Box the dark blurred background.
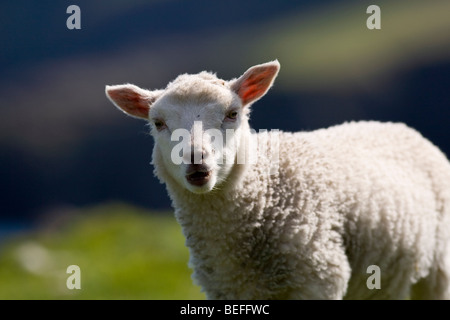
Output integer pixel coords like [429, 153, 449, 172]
[1, 0, 449, 234]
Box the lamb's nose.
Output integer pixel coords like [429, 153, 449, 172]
[190, 148, 208, 164]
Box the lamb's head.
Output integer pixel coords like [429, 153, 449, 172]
[106, 60, 280, 194]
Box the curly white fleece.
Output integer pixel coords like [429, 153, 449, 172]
[106, 63, 450, 299]
[153, 120, 450, 299]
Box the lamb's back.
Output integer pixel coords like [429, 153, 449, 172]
[273, 121, 450, 298]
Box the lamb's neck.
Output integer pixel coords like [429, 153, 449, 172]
[170, 147, 256, 228]
[168, 171, 249, 225]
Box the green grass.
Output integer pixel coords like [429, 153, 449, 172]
[0, 204, 205, 300]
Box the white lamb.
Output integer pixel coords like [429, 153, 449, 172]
[105, 60, 450, 299]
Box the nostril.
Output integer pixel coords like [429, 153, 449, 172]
[190, 149, 208, 164]
[202, 148, 211, 161]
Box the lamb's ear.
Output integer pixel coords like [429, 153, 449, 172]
[105, 84, 162, 120]
[230, 60, 280, 107]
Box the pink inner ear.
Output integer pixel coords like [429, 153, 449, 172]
[108, 88, 150, 119]
[235, 66, 278, 106]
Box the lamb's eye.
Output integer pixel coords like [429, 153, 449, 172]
[225, 110, 238, 121]
[153, 119, 166, 131]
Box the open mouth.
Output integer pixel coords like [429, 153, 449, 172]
[186, 165, 212, 186]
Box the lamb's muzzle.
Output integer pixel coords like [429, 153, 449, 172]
[186, 164, 211, 186]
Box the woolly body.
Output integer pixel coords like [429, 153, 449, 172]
[154, 121, 450, 299]
[106, 61, 450, 299]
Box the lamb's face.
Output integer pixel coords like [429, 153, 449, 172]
[105, 60, 280, 194]
[148, 76, 246, 193]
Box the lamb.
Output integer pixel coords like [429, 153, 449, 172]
[105, 60, 450, 299]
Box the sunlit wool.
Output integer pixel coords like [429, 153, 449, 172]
[106, 61, 450, 299]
